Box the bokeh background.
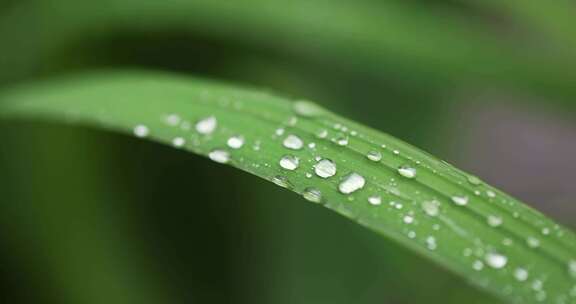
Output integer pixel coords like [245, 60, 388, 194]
[1, 1, 575, 303]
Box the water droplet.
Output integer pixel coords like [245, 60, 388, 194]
[335, 136, 349, 146]
[452, 195, 469, 206]
[398, 165, 417, 178]
[422, 200, 440, 217]
[467, 175, 482, 185]
[486, 190, 496, 198]
[279, 155, 300, 171]
[196, 116, 217, 135]
[541, 227, 550, 235]
[527, 237, 540, 248]
[403, 215, 414, 224]
[209, 149, 230, 163]
[514, 268, 529, 281]
[316, 129, 328, 138]
[338, 173, 366, 194]
[487, 215, 503, 227]
[368, 195, 381, 206]
[485, 252, 507, 269]
[133, 124, 149, 138]
[407, 231, 416, 239]
[426, 236, 437, 250]
[366, 151, 382, 162]
[314, 159, 337, 178]
[227, 135, 245, 149]
[283, 134, 304, 150]
[165, 114, 181, 126]
[287, 116, 298, 126]
[275, 128, 285, 136]
[473, 260, 484, 271]
[293, 100, 324, 117]
[272, 175, 291, 188]
[569, 260, 576, 277]
[308, 142, 316, 149]
[302, 187, 322, 203]
[172, 137, 185, 147]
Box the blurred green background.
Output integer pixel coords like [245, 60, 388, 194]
[1, 0, 575, 303]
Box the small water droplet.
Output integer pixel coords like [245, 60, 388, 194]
[314, 159, 337, 178]
[338, 173, 365, 194]
[316, 129, 328, 139]
[196, 116, 217, 135]
[279, 155, 300, 171]
[335, 136, 349, 146]
[468, 175, 482, 185]
[275, 128, 285, 136]
[473, 260, 484, 271]
[283, 134, 304, 150]
[272, 175, 291, 188]
[426, 236, 437, 250]
[172, 137, 185, 147]
[133, 124, 149, 138]
[165, 114, 181, 126]
[541, 227, 550, 235]
[569, 260, 576, 277]
[514, 268, 529, 281]
[407, 231, 416, 239]
[486, 190, 496, 198]
[366, 151, 382, 162]
[293, 100, 324, 117]
[527, 237, 540, 248]
[485, 252, 507, 269]
[302, 187, 322, 203]
[487, 215, 503, 227]
[308, 142, 316, 149]
[227, 135, 245, 149]
[403, 215, 414, 224]
[398, 165, 417, 178]
[287, 116, 298, 126]
[452, 195, 469, 206]
[368, 195, 382, 206]
[209, 149, 230, 163]
[422, 200, 440, 217]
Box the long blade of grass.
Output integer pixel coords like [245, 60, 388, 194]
[0, 71, 575, 303]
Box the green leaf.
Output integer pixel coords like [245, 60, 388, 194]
[1, 71, 575, 303]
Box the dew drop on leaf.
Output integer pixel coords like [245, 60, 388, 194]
[514, 268, 529, 281]
[485, 252, 508, 269]
[283, 134, 304, 150]
[368, 195, 382, 206]
[165, 113, 181, 126]
[196, 116, 217, 135]
[366, 151, 382, 162]
[569, 260, 576, 277]
[209, 149, 230, 163]
[133, 124, 149, 138]
[487, 215, 503, 227]
[426, 236, 437, 250]
[172, 137, 185, 147]
[227, 135, 245, 149]
[314, 159, 337, 178]
[473, 260, 484, 271]
[452, 195, 469, 206]
[272, 175, 291, 188]
[422, 200, 440, 217]
[526, 236, 540, 248]
[403, 215, 414, 224]
[335, 136, 349, 146]
[293, 100, 324, 117]
[316, 129, 328, 139]
[302, 187, 323, 203]
[338, 173, 366, 194]
[398, 165, 417, 178]
[279, 155, 300, 171]
[467, 175, 482, 185]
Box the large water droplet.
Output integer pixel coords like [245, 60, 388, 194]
[133, 124, 149, 138]
[452, 195, 469, 206]
[209, 149, 230, 163]
[293, 100, 324, 117]
[195, 116, 217, 135]
[227, 135, 245, 149]
[338, 173, 366, 194]
[398, 165, 417, 178]
[485, 252, 507, 269]
[514, 268, 529, 281]
[314, 159, 337, 178]
[366, 151, 382, 162]
[283, 134, 304, 150]
[279, 155, 300, 171]
[302, 188, 322, 203]
[368, 195, 382, 206]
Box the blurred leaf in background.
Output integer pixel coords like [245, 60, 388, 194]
[1, 0, 575, 303]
